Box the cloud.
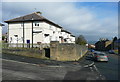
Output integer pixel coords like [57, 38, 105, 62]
[2, 2, 118, 41]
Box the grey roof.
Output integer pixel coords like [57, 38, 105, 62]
[4, 12, 62, 28]
[61, 29, 71, 34]
[5, 12, 76, 37]
[0, 23, 4, 26]
[71, 35, 75, 37]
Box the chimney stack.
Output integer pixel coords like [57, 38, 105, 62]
[36, 11, 42, 15]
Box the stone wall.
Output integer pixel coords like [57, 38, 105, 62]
[50, 41, 88, 61]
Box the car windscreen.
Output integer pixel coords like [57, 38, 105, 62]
[98, 53, 106, 56]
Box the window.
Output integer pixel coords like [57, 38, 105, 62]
[53, 31, 55, 34]
[64, 39, 67, 42]
[10, 37, 12, 41]
[44, 34, 49, 37]
[14, 35, 18, 37]
[34, 22, 39, 26]
[49, 25, 52, 29]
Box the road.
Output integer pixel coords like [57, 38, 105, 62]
[2, 53, 104, 80]
[94, 52, 119, 80]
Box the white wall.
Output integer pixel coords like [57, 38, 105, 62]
[70, 36, 75, 43]
[34, 22, 62, 43]
[8, 21, 74, 44]
[9, 22, 23, 43]
[0, 26, 2, 41]
[24, 22, 32, 43]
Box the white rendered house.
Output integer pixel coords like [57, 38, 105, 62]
[5, 12, 75, 45]
[0, 23, 4, 41]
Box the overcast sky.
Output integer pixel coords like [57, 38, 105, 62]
[1, 2, 118, 41]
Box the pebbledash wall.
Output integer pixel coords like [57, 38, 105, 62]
[50, 41, 88, 61]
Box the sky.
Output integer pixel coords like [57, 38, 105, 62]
[1, 2, 118, 41]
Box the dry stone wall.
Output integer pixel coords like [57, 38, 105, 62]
[50, 41, 88, 61]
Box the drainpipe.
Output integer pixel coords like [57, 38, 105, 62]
[23, 17, 24, 48]
[6, 23, 9, 47]
[32, 17, 33, 48]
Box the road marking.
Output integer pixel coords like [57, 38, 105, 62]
[2, 59, 39, 66]
[2, 59, 64, 68]
[83, 62, 95, 67]
[90, 67, 93, 72]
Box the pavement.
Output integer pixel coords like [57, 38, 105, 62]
[2, 52, 105, 80]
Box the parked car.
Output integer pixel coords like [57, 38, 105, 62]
[94, 52, 108, 62]
[93, 51, 101, 56]
[108, 50, 115, 54]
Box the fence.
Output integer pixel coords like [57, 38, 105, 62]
[2, 43, 50, 49]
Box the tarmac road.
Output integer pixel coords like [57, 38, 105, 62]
[2, 53, 105, 80]
[94, 52, 119, 80]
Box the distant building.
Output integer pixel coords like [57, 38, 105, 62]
[113, 39, 120, 50]
[88, 44, 95, 49]
[5, 12, 75, 45]
[95, 40, 112, 51]
[0, 23, 4, 41]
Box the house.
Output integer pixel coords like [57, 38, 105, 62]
[0, 23, 4, 41]
[5, 12, 75, 46]
[95, 39, 112, 51]
[111, 38, 120, 50]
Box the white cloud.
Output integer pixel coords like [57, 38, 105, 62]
[2, 2, 118, 41]
[2, 0, 119, 2]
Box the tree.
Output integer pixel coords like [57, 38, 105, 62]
[113, 36, 117, 42]
[2, 36, 5, 40]
[76, 35, 87, 45]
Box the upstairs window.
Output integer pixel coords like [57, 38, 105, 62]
[34, 22, 39, 26]
[35, 23, 39, 26]
[49, 25, 52, 30]
[53, 31, 55, 34]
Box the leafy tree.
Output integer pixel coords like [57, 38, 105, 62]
[2, 36, 5, 40]
[113, 36, 117, 42]
[76, 35, 87, 45]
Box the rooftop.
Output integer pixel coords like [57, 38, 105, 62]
[4, 12, 62, 28]
[0, 23, 4, 26]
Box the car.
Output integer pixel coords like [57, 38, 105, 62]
[108, 50, 115, 54]
[94, 52, 108, 62]
[93, 51, 101, 56]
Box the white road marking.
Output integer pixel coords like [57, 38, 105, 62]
[2, 59, 64, 68]
[90, 67, 93, 72]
